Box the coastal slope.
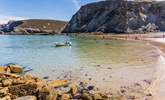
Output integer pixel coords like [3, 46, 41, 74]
[1, 19, 67, 35]
[63, 0, 165, 33]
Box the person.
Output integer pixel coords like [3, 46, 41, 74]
[65, 41, 72, 46]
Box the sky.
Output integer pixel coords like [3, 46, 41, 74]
[0, 0, 163, 24]
[0, 0, 101, 24]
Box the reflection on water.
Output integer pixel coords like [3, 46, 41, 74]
[0, 35, 158, 83]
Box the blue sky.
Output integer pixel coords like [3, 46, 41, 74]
[0, 0, 101, 24]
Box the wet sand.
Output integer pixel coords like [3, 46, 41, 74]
[68, 32, 165, 99]
[144, 38, 165, 100]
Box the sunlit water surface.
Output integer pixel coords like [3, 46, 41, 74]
[0, 35, 159, 91]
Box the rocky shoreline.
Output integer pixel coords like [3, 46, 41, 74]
[0, 63, 154, 100]
[67, 32, 165, 41]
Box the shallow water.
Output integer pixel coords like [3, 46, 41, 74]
[0, 35, 159, 91]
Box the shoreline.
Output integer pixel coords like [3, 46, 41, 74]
[0, 64, 154, 100]
[68, 32, 165, 40]
[69, 32, 165, 100]
[0, 33, 165, 99]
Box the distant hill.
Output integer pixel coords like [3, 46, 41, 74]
[18, 19, 67, 31]
[1, 19, 67, 35]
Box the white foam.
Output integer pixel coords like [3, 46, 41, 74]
[147, 44, 165, 99]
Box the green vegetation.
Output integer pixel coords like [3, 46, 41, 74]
[18, 19, 67, 31]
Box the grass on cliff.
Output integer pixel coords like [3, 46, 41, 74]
[17, 19, 67, 31]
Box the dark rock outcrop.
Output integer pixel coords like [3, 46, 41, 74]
[63, 0, 165, 33]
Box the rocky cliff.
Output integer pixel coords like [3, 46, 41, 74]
[63, 0, 165, 33]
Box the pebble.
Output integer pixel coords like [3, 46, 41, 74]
[43, 76, 49, 79]
[61, 94, 70, 100]
[87, 86, 94, 91]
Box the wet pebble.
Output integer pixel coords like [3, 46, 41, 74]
[107, 67, 112, 69]
[87, 85, 94, 91]
[43, 76, 49, 79]
[146, 93, 152, 96]
[143, 80, 152, 85]
[88, 78, 92, 81]
[96, 65, 101, 67]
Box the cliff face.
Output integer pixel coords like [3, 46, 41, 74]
[63, 0, 165, 33]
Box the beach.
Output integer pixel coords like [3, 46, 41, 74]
[0, 33, 164, 99]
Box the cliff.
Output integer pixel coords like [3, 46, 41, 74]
[63, 0, 165, 33]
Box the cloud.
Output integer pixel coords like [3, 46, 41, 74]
[0, 15, 28, 24]
[71, 0, 81, 10]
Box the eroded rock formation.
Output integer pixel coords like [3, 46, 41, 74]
[63, 0, 165, 33]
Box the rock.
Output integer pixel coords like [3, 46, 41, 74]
[48, 80, 68, 87]
[6, 68, 11, 73]
[80, 93, 93, 100]
[92, 93, 102, 100]
[0, 87, 9, 95]
[107, 67, 112, 69]
[146, 93, 152, 96]
[0, 73, 20, 78]
[63, 0, 165, 33]
[0, 95, 11, 100]
[43, 76, 49, 79]
[70, 82, 78, 95]
[61, 94, 70, 100]
[8, 84, 38, 98]
[2, 79, 13, 87]
[0, 67, 6, 73]
[37, 86, 57, 100]
[14, 96, 37, 100]
[87, 86, 94, 91]
[7, 64, 23, 73]
[12, 79, 25, 85]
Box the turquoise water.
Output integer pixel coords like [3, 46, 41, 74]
[0, 35, 157, 80]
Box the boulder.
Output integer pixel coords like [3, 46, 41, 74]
[70, 82, 78, 95]
[48, 80, 68, 88]
[8, 84, 38, 98]
[7, 64, 23, 74]
[0, 67, 6, 73]
[61, 94, 70, 100]
[37, 86, 57, 100]
[0, 96, 11, 100]
[2, 79, 13, 87]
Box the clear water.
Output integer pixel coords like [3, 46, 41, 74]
[0, 35, 158, 88]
